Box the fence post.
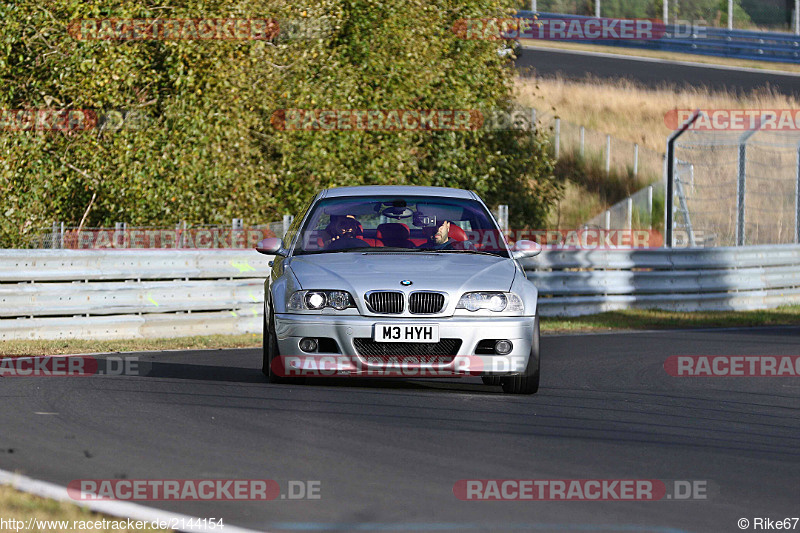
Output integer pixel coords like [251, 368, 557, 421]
[796, 141, 800, 243]
[626, 198, 633, 231]
[497, 204, 509, 231]
[736, 122, 766, 246]
[605, 135, 611, 176]
[554, 118, 561, 160]
[727, 0, 733, 30]
[282, 214, 294, 238]
[666, 110, 702, 248]
[633, 143, 639, 177]
[595, 0, 601, 18]
[604, 210, 610, 231]
[647, 185, 653, 230]
[796, 0, 800, 36]
[579, 126, 585, 157]
[60, 222, 65, 249]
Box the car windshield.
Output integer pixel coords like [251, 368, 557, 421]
[293, 195, 509, 257]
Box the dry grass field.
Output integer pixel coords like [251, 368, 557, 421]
[514, 75, 800, 229]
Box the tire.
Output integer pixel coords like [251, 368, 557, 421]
[501, 316, 540, 395]
[262, 304, 303, 384]
[481, 376, 501, 386]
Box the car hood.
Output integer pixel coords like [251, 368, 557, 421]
[288, 252, 517, 295]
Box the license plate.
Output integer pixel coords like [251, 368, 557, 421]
[374, 324, 440, 343]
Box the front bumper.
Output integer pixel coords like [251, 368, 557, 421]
[273, 313, 536, 377]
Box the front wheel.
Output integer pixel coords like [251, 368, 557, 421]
[262, 305, 303, 384]
[501, 316, 540, 395]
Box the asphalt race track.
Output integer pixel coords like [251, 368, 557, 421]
[516, 46, 800, 96]
[1, 327, 799, 532]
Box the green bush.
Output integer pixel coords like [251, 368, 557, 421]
[0, 0, 559, 247]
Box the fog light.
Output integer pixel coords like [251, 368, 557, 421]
[494, 340, 513, 355]
[299, 338, 318, 353]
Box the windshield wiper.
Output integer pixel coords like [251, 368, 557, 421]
[429, 249, 504, 257]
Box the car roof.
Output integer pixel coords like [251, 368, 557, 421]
[320, 185, 477, 200]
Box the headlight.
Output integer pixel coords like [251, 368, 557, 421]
[457, 292, 524, 314]
[288, 290, 355, 311]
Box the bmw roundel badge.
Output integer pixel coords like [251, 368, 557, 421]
[400, 280, 413, 286]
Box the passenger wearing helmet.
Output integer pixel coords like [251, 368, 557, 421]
[326, 215, 371, 250]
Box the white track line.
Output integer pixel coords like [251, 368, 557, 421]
[0, 469, 263, 533]
[521, 43, 800, 77]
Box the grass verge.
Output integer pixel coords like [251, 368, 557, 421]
[0, 484, 166, 532]
[0, 334, 261, 357]
[541, 305, 800, 333]
[1, 307, 799, 357]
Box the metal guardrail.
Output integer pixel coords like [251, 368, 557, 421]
[0, 250, 271, 341]
[520, 11, 800, 64]
[1, 246, 799, 340]
[526, 244, 800, 316]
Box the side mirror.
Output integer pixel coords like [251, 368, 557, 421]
[256, 237, 285, 256]
[510, 239, 542, 260]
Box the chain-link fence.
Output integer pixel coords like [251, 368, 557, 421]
[671, 128, 800, 247]
[536, 108, 665, 186]
[584, 183, 664, 231]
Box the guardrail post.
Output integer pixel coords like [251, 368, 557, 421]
[605, 135, 611, 176]
[633, 143, 639, 177]
[580, 126, 585, 157]
[554, 118, 561, 160]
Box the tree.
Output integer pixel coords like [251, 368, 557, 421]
[0, 0, 559, 247]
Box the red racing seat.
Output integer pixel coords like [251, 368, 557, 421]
[377, 223, 416, 248]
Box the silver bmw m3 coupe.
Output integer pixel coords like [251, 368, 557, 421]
[256, 185, 542, 394]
